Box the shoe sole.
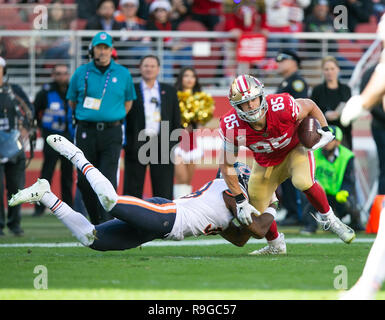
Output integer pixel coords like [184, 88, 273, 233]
[344, 233, 356, 244]
[46, 135, 82, 160]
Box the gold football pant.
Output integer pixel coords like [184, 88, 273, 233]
[248, 144, 315, 213]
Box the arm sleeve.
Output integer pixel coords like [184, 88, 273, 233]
[66, 70, 79, 103]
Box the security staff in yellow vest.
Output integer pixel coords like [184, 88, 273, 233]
[301, 125, 364, 234]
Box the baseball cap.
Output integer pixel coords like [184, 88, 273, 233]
[275, 49, 301, 66]
[91, 31, 113, 48]
[120, 0, 139, 6]
[149, 0, 172, 14]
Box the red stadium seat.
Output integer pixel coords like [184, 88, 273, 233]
[177, 19, 208, 32]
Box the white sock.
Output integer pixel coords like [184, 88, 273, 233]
[41, 192, 96, 247]
[268, 232, 282, 245]
[357, 208, 385, 294]
[320, 207, 334, 220]
[75, 154, 118, 211]
[173, 184, 192, 199]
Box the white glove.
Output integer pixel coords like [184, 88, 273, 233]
[340, 95, 364, 127]
[236, 198, 260, 225]
[311, 128, 335, 151]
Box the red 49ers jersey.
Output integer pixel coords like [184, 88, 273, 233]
[220, 93, 300, 167]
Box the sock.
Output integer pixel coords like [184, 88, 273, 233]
[40, 192, 96, 247]
[77, 160, 118, 212]
[173, 184, 193, 199]
[265, 220, 279, 241]
[303, 182, 330, 214]
[357, 208, 385, 293]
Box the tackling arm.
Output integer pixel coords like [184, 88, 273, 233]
[218, 149, 244, 197]
[220, 191, 276, 246]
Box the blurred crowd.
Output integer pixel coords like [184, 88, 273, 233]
[0, 0, 383, 33]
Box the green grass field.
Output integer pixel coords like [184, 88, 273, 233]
[0, 214, 384, 300]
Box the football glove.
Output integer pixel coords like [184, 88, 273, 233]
[235, 194, 260, 225]
[340, 95, 365, 127]
[336, 190, 349, 203]
[311, 127, 335, 151]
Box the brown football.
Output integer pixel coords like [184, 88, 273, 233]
[297, 116, 321, 148]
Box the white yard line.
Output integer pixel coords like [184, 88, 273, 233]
[0, 237, 375, 248]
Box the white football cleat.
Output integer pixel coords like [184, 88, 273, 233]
[249, 233, 287, 255]
[311, 212, 355, 244]
[46, 134, 83, 163]
[9, 179, 50, 207]
[340, 95, 365, 127]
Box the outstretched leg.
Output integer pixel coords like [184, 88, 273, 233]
[8, 179, 157, 251]
[9, 179, 95, 246]
[46, 134, 118, 212]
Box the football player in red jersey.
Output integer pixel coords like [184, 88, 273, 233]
[219, 74, 356, 254]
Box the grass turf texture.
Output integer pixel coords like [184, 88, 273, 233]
[0, 214, 384, 300]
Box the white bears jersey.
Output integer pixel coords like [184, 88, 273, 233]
[166, 179, 234, 240]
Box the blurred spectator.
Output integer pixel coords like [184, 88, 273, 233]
[146, 0, 191, 79]
[222, 0, 266, 37]
[361, 64, 385, 194]
[311, 56, 352, 149]
[304, 0, 337, 55]
[191, 0, 222, 31]
[42, 0, 72, 59]
[265, 0, 311, 33]
[77, 0, 119, 20]
[170, 0, 191, 27]
[85, 0, 124, 30]
[115, 0, 150, 68]
[264, 0, 311, 51]
[372, 0, 385, 22]
[33, 64, 74, 217]
[115, 0, 146, 29]
[301, 126, 364, 233]
[146, 0, 177, 30]
[330, 0, 373, 32]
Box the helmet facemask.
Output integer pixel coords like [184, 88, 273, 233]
[229, 75, 268, 123]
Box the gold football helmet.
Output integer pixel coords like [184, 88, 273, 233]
[228, 75, 267, 122]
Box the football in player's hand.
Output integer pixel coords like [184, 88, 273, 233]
[297, 117, 321, 148]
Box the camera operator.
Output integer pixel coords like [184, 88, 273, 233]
[0, 56, 34, 236]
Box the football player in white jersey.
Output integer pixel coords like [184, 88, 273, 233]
[340, 14, 385, 300]
[9, 135, 281, 252]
